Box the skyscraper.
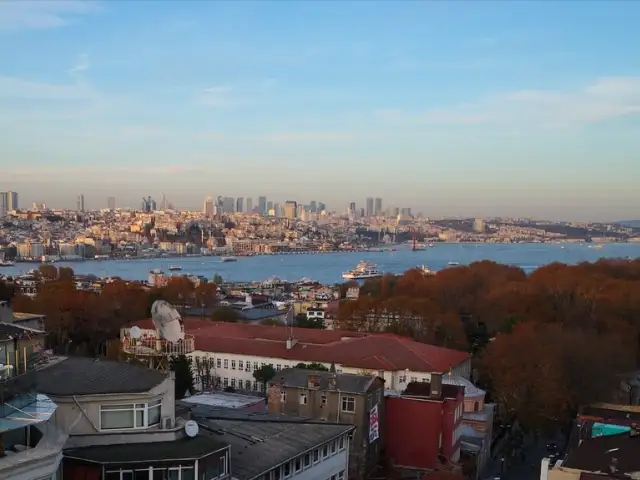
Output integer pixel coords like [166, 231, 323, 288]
[0, 192, 7, 216]
[258, 196, 267, 215]
[246, 197, 253, 213]
[309, 200, 317, 213]
[203, 196, 214, 215]
[365, 197, 374, 217]
[283, 201, 297, 220]
[107, 196, 116, 211]
[223, 197, 234, 213]
[349, 202, 356, 213]
[1, 191, 19, 212]
[77, 194, 85, 212]
[374, 197, 382, 216]
[318, 202, 326, 212]
[236, 197, 244, 213]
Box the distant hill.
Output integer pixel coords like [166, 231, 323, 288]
[616, 220, 640, 228]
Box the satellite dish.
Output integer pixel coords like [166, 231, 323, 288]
[130, 326, 141, 339]
[151, 300, 184, 343]
[184, 420, 199, 438]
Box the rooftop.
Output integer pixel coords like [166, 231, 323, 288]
[443, 375, 485, 397]
[274, 368, 378, 394]
[125, 320, 470, 373]
[36, 356, 168, 396]
[180, 391, 265, 410]
[196, 412, 354, 480]
[403, 381, 465, 400]
[0, 322, 45, 342]
[64, 432, 227, 464]
[562, 431, 640, 474]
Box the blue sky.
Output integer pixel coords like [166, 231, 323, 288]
[1, 0, 639, 220]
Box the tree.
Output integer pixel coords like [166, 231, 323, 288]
[194, 283, 218, 308]
[295, 362, 329, 371]
[170, 355, 195, 399]
[58, 266, 75, 281]
[37, 264, 58, 281]
[260, 318, 283, 326]
[0, 280, 16, 302]
[213, 273, 224, 285]
[253, 364, 276, 392]
[295, 315, 324, 329]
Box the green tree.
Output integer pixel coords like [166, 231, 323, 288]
[295, 315, 324, 329]
[253, 364, 276, 392]
[170, 355, 195, 400]
[213, 273, 224, 285]
[295, 362, 329, 371]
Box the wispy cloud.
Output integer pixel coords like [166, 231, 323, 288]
[8, 165, 209, 179]
[0, 0, 102, 32]
[378, 77, 640, 128]
[255, 131, 354, 143]
[68, 53, 90, 76]
[0, 76, 97, 100]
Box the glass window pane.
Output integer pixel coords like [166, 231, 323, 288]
[152, 468, 167, 480]
[148, 405, 161, 426]
[135, 410, 145, 427]
[105, 473, 121, 480]
[168, 469, 180, 480]
[102, 404, 134, 410]
[102, 409, 134, 429]
[181, 467, 194, 480]
[134, 470, 150, 480]
[122, 472, 134, 480]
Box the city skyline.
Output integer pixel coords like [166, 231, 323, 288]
[2, 1, 640, 221]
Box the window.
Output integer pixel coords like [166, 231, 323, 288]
[216, 358, 221, 368]
[231, 378, 236, 388]
[224, 359, 228, 369]
[338, 471, 345, 480]
[254, 362, 259, 371]
[299, 393, 307, 405]
[294, 457, 301, 473]
[321, 395, 327, 407]
[223, 377, 229, 387]
[231, 360, 236, 370]
[411, 376, 417, 383]
[261, 362, 266, 368]
[280, 392, 287, 403]
[219, 456, 227, 476]
[276, 364, 281, 371]
[303, 452, 311, 468]
[474, 401, 479, 412]
[253, 381, 258, 391]
[331, 475, 337, 480]
[272, 465, 281, 480]
[238, 360, 243, 370]
[313, 448, 320, 463]
[100, 400, 163, 431]
[245, 360, 251, 372]
[339, 435, 345, 450]
[284, 462, 291, 478]
[341, 396, 355, 413]
[331, 439, 337, 454]
[322, 444, 329, 458]
[245, 380, 252, 390]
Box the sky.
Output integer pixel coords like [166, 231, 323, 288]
[1, 0, 640, 221]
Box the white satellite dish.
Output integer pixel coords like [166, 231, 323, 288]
[130, 326, 141, 339]
[184, 420, 199, 438]
[151, 300, 184, 343]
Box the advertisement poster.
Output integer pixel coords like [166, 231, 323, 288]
[369, 404, 379, 443]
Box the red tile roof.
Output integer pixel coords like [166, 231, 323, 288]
[125, 318, 470, 373]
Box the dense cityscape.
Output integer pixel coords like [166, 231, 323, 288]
[2, 189, 639, 265]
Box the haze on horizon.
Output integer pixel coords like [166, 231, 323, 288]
[1, 0, 639, 222]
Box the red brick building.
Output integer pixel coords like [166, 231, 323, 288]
[385, 374, 465, 473]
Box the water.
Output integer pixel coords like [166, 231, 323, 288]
[2, 243, 639, 284]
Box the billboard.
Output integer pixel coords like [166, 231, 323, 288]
[369, 404, 380, 443]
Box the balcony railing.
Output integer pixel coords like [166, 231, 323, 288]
[122, 334, 195, 357]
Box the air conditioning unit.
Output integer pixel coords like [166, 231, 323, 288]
[162, 416, 173, 429]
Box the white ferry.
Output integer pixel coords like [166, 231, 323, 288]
[168, 265, 182, 271]
[0, 261, 14, 267]
[342, 261, 383, 280]
[447, 261, 460, 266]
[417, 265, 436, 275]
[221, 256, 238, 262]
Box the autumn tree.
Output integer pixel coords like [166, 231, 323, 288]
[58, 266, 75, 281]
[194, 282, 218, 308]
[37, 264, 58, 281]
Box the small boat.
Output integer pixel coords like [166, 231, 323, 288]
[447, 261, 460, 266]
[0, 261, 14, 267]
[168, 265, 182, 271]
[221, 256, 238, 262]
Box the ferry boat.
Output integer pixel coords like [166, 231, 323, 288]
[221, 256, 238, 262]
[447, 261, 460, 266]
[342, 261, 383, 280]
[168, 265, 182, 271]
[417, 265, 436, 275]
[0, 260, 14, 267]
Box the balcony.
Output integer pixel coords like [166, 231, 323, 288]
[122, 334, 195, 357]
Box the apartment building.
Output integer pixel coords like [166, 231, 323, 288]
[267, 369, 385, 479]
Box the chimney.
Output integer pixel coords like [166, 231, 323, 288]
[286, 337, 298, 350]
[308, 375, 319, 389]
[430, 372, 443, 400]
[328, 374, 337, 390]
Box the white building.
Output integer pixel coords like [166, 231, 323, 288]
[121, 321, 471, 393]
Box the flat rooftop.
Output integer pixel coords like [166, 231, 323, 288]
[181, 391, 264, 409]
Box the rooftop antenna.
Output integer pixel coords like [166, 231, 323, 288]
[184, 420, 199, 438]
[121, 300, 193, 371]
